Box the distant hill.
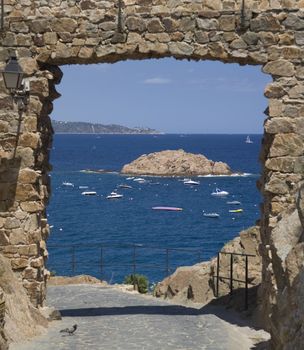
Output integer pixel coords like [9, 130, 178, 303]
[52, 120, 161, 134]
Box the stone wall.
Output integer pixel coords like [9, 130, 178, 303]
[0, 0, 304, 348]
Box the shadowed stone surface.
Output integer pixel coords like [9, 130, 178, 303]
[10, 284, 266, 350]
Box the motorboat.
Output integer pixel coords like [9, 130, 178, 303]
[133, 177, 145, 182]
[203, 212, 220, 218]
[152, 206, 183, 211]
[118, 184, 132, 189]
[106, 192, 123, 199]
[62, 182, 74, 187]
[211, 188, 229, 196]
[126, 177, 134, 180]
[245, 135, 253, 144]
[227, 200, 241, 205]
[229, 209, 243, 213]
[183, 179, 200, 185]
[81, 191, 97, 196]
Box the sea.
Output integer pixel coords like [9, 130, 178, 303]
[47, 134, 262, 286]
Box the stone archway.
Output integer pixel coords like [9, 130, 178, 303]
[0, 1, 304, 348]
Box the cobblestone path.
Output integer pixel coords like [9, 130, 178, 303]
[11, 284, 259, 350]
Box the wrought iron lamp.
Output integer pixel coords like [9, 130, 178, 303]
[1, 54, 29, 112]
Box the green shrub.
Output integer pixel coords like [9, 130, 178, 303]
[124, 274, 148, 294]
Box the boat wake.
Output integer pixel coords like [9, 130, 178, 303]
[198, 173, 256, 178]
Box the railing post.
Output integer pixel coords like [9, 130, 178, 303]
[132, 245, 136, 290]
[71, 246, 75, 275]
[166, 248, 169, 276]
[245, 255, 248, 310]
[230, 253, 233, 295]
[216, 252, 220, 297]
[100, 246, 103, 280]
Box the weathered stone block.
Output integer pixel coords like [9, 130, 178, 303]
[194, 31, 209, 44]
[147, 18, 165, 33]
[0, 231, 10, 245]
[19, 133, 40, 149]
[264, 83, 286, 98]
[18, 244, 38, 257]
[11, 258, 28, 270]
[230, 38, 247, 49]
[52, 18, 78, 33]
[4, 218, 20, 230]
[270, 134, 304, 157]
[283, 14, 304, 30]
[23, 267, 38, 280]
[30, 20, 50, 33]
[9, 229, 27, 245]
[16, 184, 40, 202]
[264, 117, 295, 134]
[265, 156, 302, 173]
[168, 42, 194, 56]
[125, 16, 146, 32]
[18, 169, 39, 184]
[263, 60, 295, 77]
[30, 257, 44, 268]
[161, 18, 177, 32]
[251, 14, 281, 32]
[43, 32, 58, 45]
[219, 15, 236, 31]
[20, 201, 43, 213]
[78, 47, 94, 59]
[196, 18, 218, 30]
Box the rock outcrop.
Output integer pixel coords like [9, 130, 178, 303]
[121, 150, 232, 176]
[49, 275, 107, 286]
[0, 254, 47, 346]
[155, 226, 261, 307]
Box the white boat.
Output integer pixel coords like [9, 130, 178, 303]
[133, 177, 145, 181]
[184, 179, 200, 185]
[152, 206, 183, 211]
[126, 177, 134, 180]
[106, 192, 123, 199]
[203, 212, 220, 218]
[227, 200, 241, 205]
[62, 182, 74, 187]
[245, 135, 253, 144]
[211, 188, 229, 196]
[81, 191, 97, 196]
[118, 184, 132, 189]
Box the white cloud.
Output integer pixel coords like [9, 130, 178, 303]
[143, 77, 172, 85]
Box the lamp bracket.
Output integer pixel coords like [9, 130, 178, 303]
[10, 82, 30, 112]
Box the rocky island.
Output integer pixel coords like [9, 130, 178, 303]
[121, 149, 233, 176]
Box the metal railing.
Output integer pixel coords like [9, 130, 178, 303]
[47, 243, 202, 286]
[215, 251, 256, 310]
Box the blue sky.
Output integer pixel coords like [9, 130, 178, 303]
[53, 58, 271, 134]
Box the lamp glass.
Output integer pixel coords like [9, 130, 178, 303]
[2, 57, 24, 90]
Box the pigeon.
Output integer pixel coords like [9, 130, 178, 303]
[60, 324, 78, 335]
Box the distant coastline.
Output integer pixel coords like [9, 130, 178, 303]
[52, 120, 161, 134]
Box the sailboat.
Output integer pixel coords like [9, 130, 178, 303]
[245, 135, 253, 144]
